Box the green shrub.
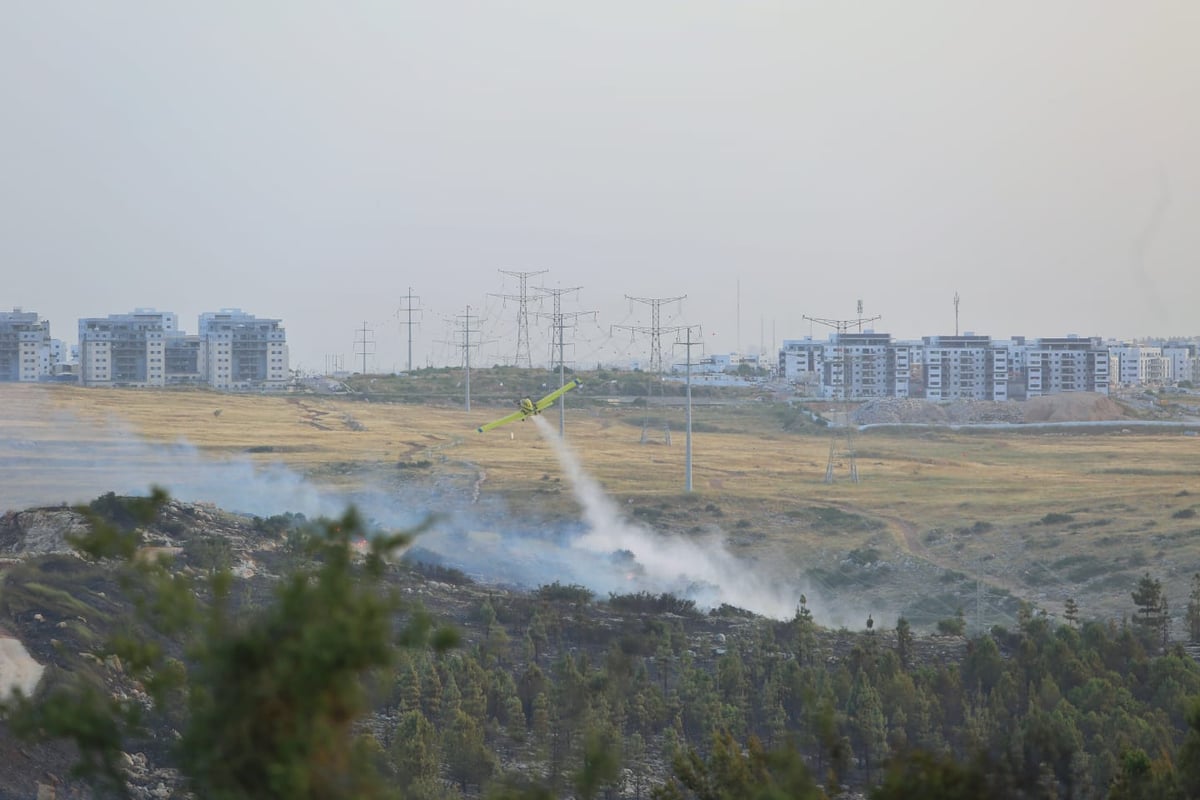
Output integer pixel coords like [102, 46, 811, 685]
[607, 591, 699, 617]
[534, 582, 593, 605]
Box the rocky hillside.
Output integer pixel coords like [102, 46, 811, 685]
[0, 496, 971, 799]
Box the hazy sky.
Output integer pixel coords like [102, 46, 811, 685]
[3, 2, 1198, 372]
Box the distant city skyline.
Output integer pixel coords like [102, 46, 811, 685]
[3, 3, 1197, 372]
[9, 300, 1199, 378]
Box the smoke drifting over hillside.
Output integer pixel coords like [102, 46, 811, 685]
[0, 403, 429, 527]
[2, 402, 827, 622]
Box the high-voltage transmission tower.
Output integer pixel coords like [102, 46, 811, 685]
[954, 291, 961, 336]
[614, 295, 687, 445]
[533, 285, 593, 436]
[803, 310, 881, 484]
[397, 287, 422, 373]
[354, 321, 375, 375]
[491, 269, 546, 368]
[437, 306, 490, 412]
[614, 294, 687, 375]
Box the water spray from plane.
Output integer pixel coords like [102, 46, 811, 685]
[530, 415, 806, 619]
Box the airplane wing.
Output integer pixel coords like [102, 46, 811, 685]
[476, 409, 527, 433]
[534, 379, 582, 412]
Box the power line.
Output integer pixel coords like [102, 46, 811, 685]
[492, 269, 547, 368]
[397, 288, 422, 373]
[533, 285, 593, 436]
[354, 321, 375, 375]
[437, 305, 491, 412]
[613, 294, 687, 375]
[615, 295, 688, 445]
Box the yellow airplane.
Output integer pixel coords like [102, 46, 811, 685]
[476, 379, 582, 433]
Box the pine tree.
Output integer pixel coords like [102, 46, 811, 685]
[1187, 573, 1200, 643]
[1064, 597, 1079, 627]
[1131, 572, 1169, 651]
[391, 709, 440, 792]
[3, 492, 459, 800]
[443, 708, 497, 792]
[895, 617, 913, 670]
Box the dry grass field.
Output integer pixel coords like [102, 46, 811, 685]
[3, 382, 1199, 630]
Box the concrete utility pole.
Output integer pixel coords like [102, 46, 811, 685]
[533, 285, 593, 436]
[354, 322, 375, 375]
[491, 269, 546, 368]
[674, 325, 704, 492]
[397, 288, 422, 373]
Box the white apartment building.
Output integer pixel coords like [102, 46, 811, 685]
[164, 334, 203, 385]
[669, 352, 762, 374]
[778, 333, 908, 399]
[78, 308, 287, 390]
[779, 338, 823, 381]
[198, 309, 289, 390]
[0, 309, 51, 382]
[1024, 337, 1110, 397]
[78, 309, 173, 387]
[1162, 344, 1196, 385]
[1109, 345, 1172, 387]
[922, 335, 1009, 401]
[835, 333, 909, 399]
[779, 332, 1121, 400]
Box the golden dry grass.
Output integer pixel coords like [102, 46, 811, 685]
[4, 383, 1199, 623]
[5, 383, 1198, 528]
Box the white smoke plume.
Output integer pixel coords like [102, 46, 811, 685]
[531, 415, 806, 619]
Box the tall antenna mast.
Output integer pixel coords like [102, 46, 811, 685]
[397, 287, 422, 373]
[354, 322, 375, 375]
[492, 269, 547, 368]
[954, 291, 961, 336]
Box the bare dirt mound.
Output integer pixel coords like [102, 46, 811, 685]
[1022, 392, 1130, 423]
[853, 398, 1024, 425]
[853, 392, 1131, 425]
